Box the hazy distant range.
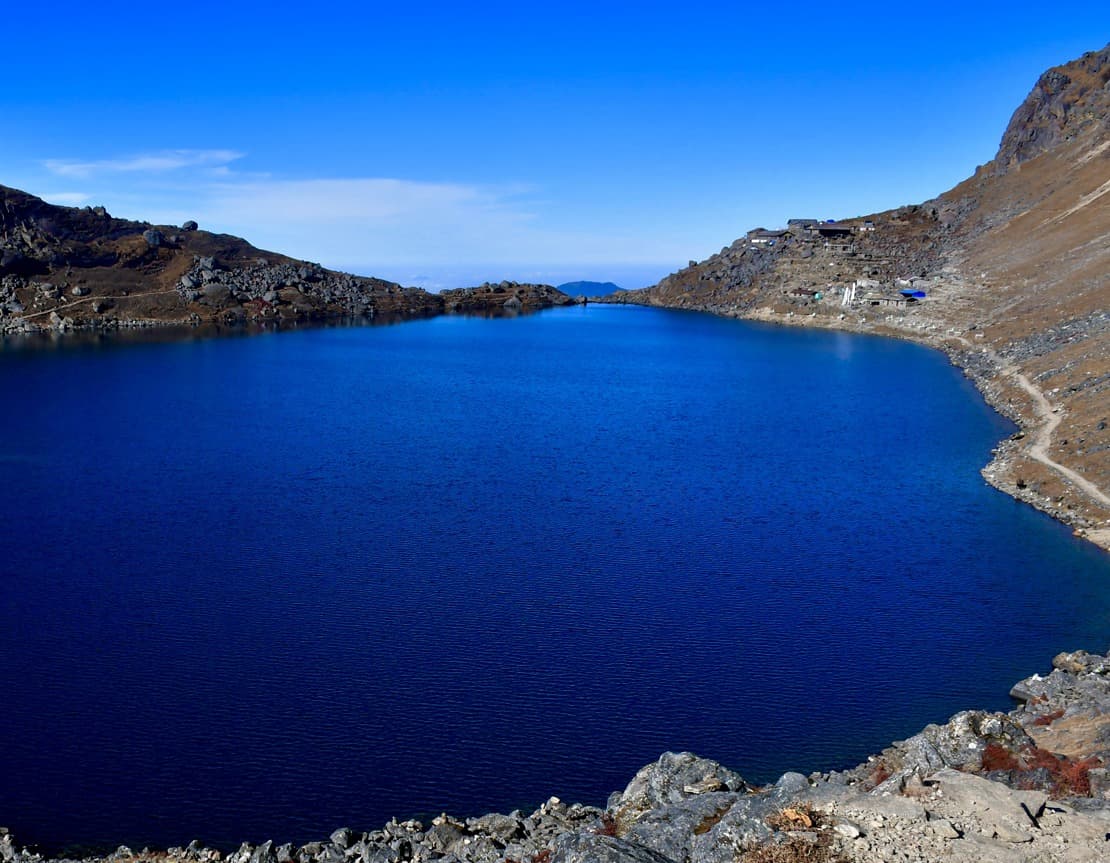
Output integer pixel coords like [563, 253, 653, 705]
[557, 281, 623, 296]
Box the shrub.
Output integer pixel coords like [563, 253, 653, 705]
[593, 813, 619, 837]
[980, 742, 1021, 772]
[978, 742, 1103, 797]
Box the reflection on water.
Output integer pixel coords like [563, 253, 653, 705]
[0, 306, 550, 353]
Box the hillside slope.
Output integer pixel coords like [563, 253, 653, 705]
[615, 44, 1110, 545]
[0, 191, 572, 332]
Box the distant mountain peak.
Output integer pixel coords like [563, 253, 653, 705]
[557, 280, 622, 296]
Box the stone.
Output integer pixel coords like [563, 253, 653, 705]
[182, 220, 199, 231]
[71, 285, 89, 296]
[1053, 650, 1110, 675]
[249, 840, 277, 863]
[142, 229, 164, 247]
[329, 829, 353, 849]
[611, 752, 751, 826]
[770, 772, 810, 799]
[623, 792, 741, 861]
[420, 823, 463, 854]
[467, 812, 523, 844]
[927, 817, 960, 839]
[833, 820, 861, 839]
[992, 822, 1032, 843]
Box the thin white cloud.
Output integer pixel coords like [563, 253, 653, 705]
[26, 149, 688, 273]
[205, 177, 530, 228]
[192, 177, 555, 266]
[41, 191, 92, 206]
[192, 176, 684, 269]
[43, 149, 245, 179]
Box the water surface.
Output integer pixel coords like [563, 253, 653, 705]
[2, 305, 1108, 851]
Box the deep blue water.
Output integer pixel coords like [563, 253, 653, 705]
[2, 305, 1109, 852]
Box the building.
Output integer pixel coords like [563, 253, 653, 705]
[816, 222, 855, 238]
[787, 219, 821, 236]
[748, 229, 791, 246]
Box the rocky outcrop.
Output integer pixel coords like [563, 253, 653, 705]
[440, 282, 575, 314]
[4, 651, 1110, 863]
[993, 44, 1110, 172]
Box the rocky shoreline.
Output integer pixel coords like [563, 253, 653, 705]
[5, 650, 1109, 863]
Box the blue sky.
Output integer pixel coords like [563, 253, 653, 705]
[4, 2, 1108, 289]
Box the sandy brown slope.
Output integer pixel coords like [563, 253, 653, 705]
[613, 44, 1110, 546]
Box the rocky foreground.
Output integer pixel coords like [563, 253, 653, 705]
[5, 650, 1110, 863]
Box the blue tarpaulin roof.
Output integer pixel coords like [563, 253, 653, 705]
[900, 289, 927, 298]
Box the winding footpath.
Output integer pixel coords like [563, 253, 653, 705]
[955, 336, 1110, 546]
[19, 288, 179, 321]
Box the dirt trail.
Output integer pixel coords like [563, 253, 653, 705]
[1010, 367, 1110, 509]
[959, 337, 1110, 512]
[19, 288, 179, 321]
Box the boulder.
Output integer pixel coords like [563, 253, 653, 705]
[182, 220, 199, 231]
[1053, 651, 1110, 675]
[142, 229, 164, 248]
[328, 828, 353, 850]
[610, 752, 752, 827]
[467, 812, 524, 844]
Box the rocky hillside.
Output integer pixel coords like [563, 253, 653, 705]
[4, 650, 1110, 863]
[611, 43, 1110, 548]
[0, 190, 572, 332]
[441, 282, 578, 314]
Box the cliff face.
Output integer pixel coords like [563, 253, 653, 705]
[993, 44, 1110, 171]
[621, 43, 1110, 546]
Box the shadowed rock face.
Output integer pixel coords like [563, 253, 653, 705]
[994, 44, 1110, 171]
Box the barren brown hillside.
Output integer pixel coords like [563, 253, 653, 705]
[0, 190, 572, 332]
